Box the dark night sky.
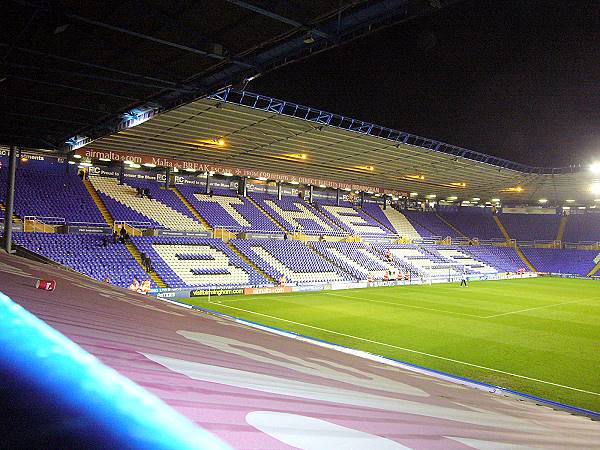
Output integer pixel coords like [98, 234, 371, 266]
[250, 0, 600, 167]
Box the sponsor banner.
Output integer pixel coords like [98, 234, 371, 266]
[291, 284, 325, 293]
[65, 226, 112, 234]
[244, 286, 292, 295]
[76, 148, 408, 197]
[189, 288, 244, 297]
[154, 229, 211, 238]
[243, 232, 284, 240]
[0, 148, 65, 163]
[503, 207, 557, 215]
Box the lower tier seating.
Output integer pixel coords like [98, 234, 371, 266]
[231, 239, 353, 284]
[131, 236, 269, 288]
[14, 232, 152, 288]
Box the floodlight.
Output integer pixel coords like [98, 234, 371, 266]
[592, 183, 600, 194]
[538, 198, 548, 204]
[590, 162, 600, 173]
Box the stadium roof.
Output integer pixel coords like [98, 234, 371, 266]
[79, 88, 599, 205]
[1, 0, 451, 150]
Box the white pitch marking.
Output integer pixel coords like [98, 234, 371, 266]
[484, 297, 600, 318]
[325, 291, 486, 318]
[207, 299, 600, 397]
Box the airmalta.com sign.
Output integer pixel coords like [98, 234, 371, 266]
[75, 148, 407, 197]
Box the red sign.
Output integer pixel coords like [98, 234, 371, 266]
[75, 148, 408, 197]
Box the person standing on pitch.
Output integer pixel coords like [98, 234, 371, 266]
[460, 270, 468, 287]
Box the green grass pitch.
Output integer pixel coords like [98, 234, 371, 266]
[176, 277, 600, 412]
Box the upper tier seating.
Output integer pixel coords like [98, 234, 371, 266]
[177, 186, 279, 232]
[359, 203, 396, 233]
[433, 246, 497, 274]
[382, 207, 422, 240]
[14, 232, 151, 288]
[438, 208, 503, 240]
[315, 200, 392, 236]
[373, 243, 461, 279]
[400, 210, 460, 238]
[563, 214, 600, 242]
[311, 241, 396, 280]
[231, 239, 352, 284]
[249, 193, 339, 234]
[90, 176, 204, 231]
[131, 236, 268, 288]
[521, 247, 600, 275]
[500, 213, 560, 241]
[0, 159, 104, 224]
[459, 246, 524, 272]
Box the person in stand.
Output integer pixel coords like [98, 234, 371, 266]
[128, 277, 140, 292]
[367, 272, 374, 287]
[144, 255, 152, 273]
[319, 235, 325, 242]
[279, 275, 287, 286]
[101, 235, 109, 248]
[385, 249, 393, 263]
[138, 279, 151, 295]
[112, 230, 119, 245]
[397, 270, 403, 285]
[383, 271, 390, 283]
[103, 277, 111, 284]
[119, 226, 127, 240]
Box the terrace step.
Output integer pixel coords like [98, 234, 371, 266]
[308, 243, 359, 279]
[226, 242, 277, 284]
[245, 196, 287, 232]
[125, 241, 167, 288]
[435, 212, 467, 238]
[556, 215, 568, 241]
[586, 259, 600, 277]
[359, 205, 395, 234]
[382, 207, 421, 239]
[514, 245, 537, 272]
[170, 187, 212, 231]
[493, 214, 512, 241]
[83, 177, 113, 227]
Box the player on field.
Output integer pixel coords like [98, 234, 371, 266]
[460, 270, 468, 287]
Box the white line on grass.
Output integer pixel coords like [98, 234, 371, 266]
[207, 299, 600, 397]
[484, 297, 600, 318]
[324, 291, 486, 318]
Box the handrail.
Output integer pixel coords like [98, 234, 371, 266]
[23, 216, 66, 224]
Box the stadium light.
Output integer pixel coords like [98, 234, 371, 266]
[223, 172, 233, 177]
[80, 162, 93, 167]
[491, 198, 500, 202]
[447, 196, 457, 200]
[426, 194, 436, 198]
[184, 168, 196, 172]
[538, 198, 548, 204]
[578, 206, 586, 209]
[143, 163, 156, 168]
[173, 167, 179, 173]
[409, 192, 418, 197]
[68, 161, 76, 165]
[472, 197, 480, 201]
[129, 163, 141, 169]
[319, 184, 326, 188]
[595, 199, 600, 202]
[98, 158, 111, 162]
[590, 162, 600, 173]
[290, 181, 300, 185]
[124, 160, 134, 165]
[591, 183, 600, 194]
[565, 199, 575, 203]
[216, 138, 226, 146]
[257, 177, 268, 181]
[562, 206, 571, 210]
[73, 154, 82, 159]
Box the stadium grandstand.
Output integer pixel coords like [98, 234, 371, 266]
[2, 1, 600, 449]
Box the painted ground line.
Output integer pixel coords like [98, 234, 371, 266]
[484, 296, 600, 318]
[324, 291, 486, 318]
[207, 299, 600, 397]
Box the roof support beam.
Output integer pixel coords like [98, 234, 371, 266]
[224, 0, 330, 38]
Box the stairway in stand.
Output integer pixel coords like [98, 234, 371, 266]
[493, 214, 536, 272]
[435, 212, 467, 238]
[83, 178, 113, 227]
[245, 196, 287, 232]
[227, 242, 276, 283]
[125, 241, 167, 288]
[170, 187, 212, 231]
[556, 215, 568, 241]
